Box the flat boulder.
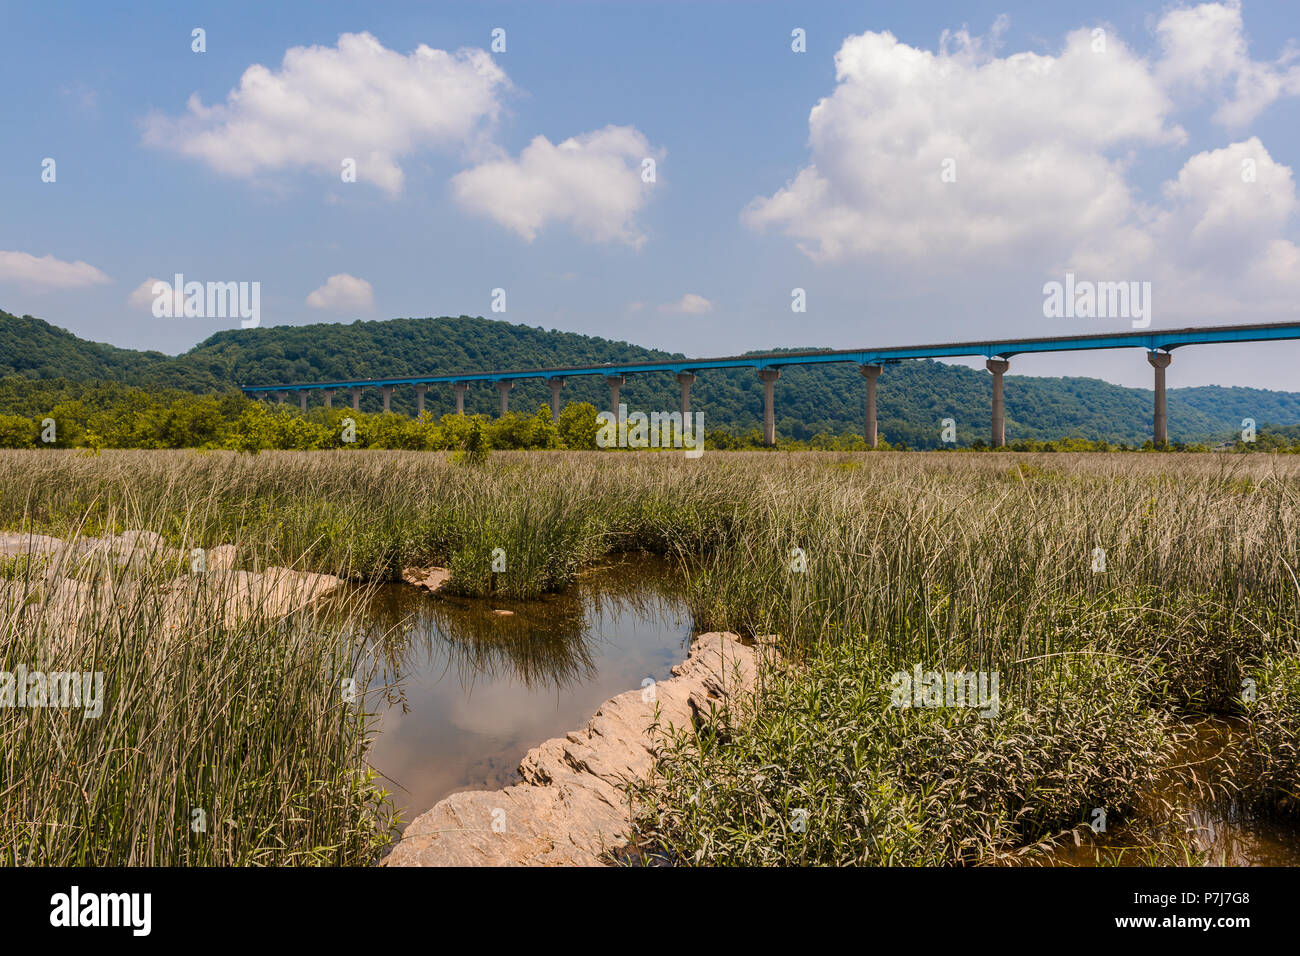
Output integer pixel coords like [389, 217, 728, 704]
[203, 544, 239, 571]
[0, 533, 65, 557]
[382, 631, 761, 867]
[402, 565, 452, 593]
[0, 529, 339, 632]
[163, 567, 340, 626]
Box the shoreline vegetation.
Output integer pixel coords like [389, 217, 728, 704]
[8, 309, 1300, 447]
[5, 376, 1300, 454]
[1, 449, 1297, 865]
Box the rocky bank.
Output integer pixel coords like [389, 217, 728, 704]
[382, 630, 761, 866]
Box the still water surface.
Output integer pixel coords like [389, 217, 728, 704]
[1040, 718, 1300, 866]
[357, 555, 691, 828]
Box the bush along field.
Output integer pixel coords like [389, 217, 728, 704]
[6, 375, 1300, 453]
[1, 448, 1297, 864]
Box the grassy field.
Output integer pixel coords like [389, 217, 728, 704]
[1, 448, 1297, 865]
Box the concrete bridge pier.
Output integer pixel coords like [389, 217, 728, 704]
[452, 382, 469, 414]
[321, 390, 335, 409]
[676, 372, 696, 420]
[497, 380, 513, 417]
[858, 364, 882, 448]
[274, 391, 287, 405]
[350, 387, 362, 411]
[414, 384, 428, 418]
[380, 386, 394, 413]
[605, 375, 625, 418]
[1148, 351, 1172, 447]
[548, 377, 565, 421]
[758, 368, 781, 446]
[299, 391, 307, 413]
[986, 358, 1010, 448]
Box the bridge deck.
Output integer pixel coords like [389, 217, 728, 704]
[240, 321, 1300, 393]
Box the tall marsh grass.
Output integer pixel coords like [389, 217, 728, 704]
[0, 487, 394, 865]
[2, 449, 1299, 865]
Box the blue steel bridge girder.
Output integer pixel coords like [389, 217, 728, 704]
[240, 321, 1300, 395]
[240, 321, 1300, 446]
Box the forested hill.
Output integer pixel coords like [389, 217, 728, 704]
[3, 309, 1300, 447]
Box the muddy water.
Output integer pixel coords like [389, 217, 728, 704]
[356, 555, 691, 829]
[1043, 718, 1300, 866]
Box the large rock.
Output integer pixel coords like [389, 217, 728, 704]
[0, 528, 174, 568]
[0, 532, 65, 557]
[382, 631, 761, 867]
[402, 565, 452, 593]
[161, 567, 340, 626]
[0, 531, 338, 631]
[203, 544, 240, 571]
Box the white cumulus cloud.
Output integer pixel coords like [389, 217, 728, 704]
[1156, 0, 1300, 128]
[0, 251, 110, 289]
[141, 32, 509, 196]
[1074, 138, 1300, 315]
[660, 293, 714, 314]
[128, 277, 170, 310]
[743, 23, 1182, 265]
[743, 11, 1300, 322]
[306, 273, 374, 311]
[451, 125, 662, 246]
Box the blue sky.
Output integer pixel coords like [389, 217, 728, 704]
[3, 0, 1300, 390]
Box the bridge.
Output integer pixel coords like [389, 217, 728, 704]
[241, 321, 1300, 447]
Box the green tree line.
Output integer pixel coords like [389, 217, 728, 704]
[1, 376, 1298, 454]
[5, 309, 1300, 446]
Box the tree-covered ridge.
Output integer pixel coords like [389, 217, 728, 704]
[0, 311, 174, 383]
[3, 309, 1300, 446]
